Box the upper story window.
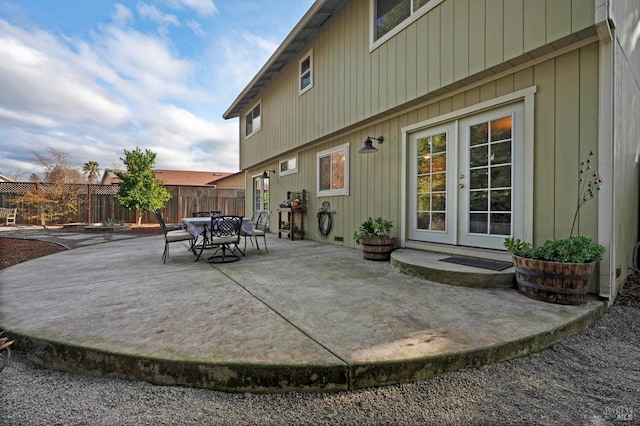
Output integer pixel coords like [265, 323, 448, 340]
[299, 50, 313, 95]
[317, 143, 349, 197]
[245, 101, 261, 138]
[279, 157, 298, 176]
[372, 0, 441, 47]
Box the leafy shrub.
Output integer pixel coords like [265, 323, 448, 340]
[505, 236, 605, 263]
[353, 217, 393, 244]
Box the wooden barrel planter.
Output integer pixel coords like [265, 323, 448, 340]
[512, 255, 596, 305]
[360, 237, 396, 261]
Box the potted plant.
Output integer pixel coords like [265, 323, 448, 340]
[504, 151, 605, 305]
[289, 193, 300, 209]
[353, 217, 395, 260]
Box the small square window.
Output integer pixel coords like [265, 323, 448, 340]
[279, 157, 298, 176]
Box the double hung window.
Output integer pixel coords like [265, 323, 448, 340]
[299, 50, 313, 95]
[373, 0, 439, 43]
[317, 144, 349, 196]
[245, 101, 261, 137]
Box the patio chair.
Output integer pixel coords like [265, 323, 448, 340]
[154, 211, 195, 264]
[154, 211, 183, 232]
[250, 210, 262, 226]
[243, 210, 262, 250]
[192, 211, 211, 217]
[205, 215, 244, 264]
[252, 210, 271, 253]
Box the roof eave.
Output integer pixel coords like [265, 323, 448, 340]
[223, 0, 336, 119]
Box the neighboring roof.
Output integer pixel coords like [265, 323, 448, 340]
[101, 169, 234, 186]
[154, 170, 233, 186]
[223, 0, 344, 119]
[211, 171, 245, 190]
[0, 173, 14, 182]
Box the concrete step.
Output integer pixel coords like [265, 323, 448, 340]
[391, 248, 515, 288]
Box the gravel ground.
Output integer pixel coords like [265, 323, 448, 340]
[1, 234, 639, 425]
[2, 288, 638, 425]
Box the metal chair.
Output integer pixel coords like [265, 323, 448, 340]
[250, 210, 262, 226]
[154, 211, 184, 232]
[192, 211, 211, 217]
[204, 216, 244, 264]
[243, 210, 262, 250]
[154, 211, 195, 263]
[252, 211, 271, 253]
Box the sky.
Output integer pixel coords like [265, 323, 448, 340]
[0, 0, 315, 179]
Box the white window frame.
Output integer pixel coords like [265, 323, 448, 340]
[252, 172, 269, 212]
[317, 143, 350, 197]
[245, 100, 262, 138]
[400, 86, 537, 249]
[299, 49, 313, 95]
[279, 156, 298, 177]
[370, 0, 444, 51]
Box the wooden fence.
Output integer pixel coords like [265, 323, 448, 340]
[0, 182, 245, 226]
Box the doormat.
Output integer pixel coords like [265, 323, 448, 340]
[440, 256, 513, 271]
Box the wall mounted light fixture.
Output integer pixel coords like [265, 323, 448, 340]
[359, 136, 384, 154]
[261, 170, 276, 179]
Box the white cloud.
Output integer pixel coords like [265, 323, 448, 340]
[137, 2, 180, 30]
[0, 23, 131, 128]
[218, 31, 280, 89]
[0, 11, 239, 177]
[91, 25, 200, 103]
[112, 4, 134, 26]
[186, 20, 204, 36]
[137, 104, 238, 170]
[164, 0, 218, 17]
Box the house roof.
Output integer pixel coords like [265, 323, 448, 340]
[0, 173, 14, 182]
[101, 169, 234, 186]
[223, 0, 344, 119]
[154, 170, 233, 186]
[210, 171, 245, 189]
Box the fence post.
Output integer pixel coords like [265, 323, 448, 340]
[87, 184, 91, 224]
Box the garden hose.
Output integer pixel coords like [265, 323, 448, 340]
[317, 201, 335, 239]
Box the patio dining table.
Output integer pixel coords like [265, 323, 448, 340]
[181, 216, 253, 261]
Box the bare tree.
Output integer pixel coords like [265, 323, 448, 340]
[32, 147, 83, 184]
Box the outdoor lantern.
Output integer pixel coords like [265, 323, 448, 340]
[359, 136, 384, 153]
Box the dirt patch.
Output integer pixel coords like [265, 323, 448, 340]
[0, 225, 162, 270]
[0, 239, 66, 270]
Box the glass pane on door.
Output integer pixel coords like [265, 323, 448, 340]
[253, 176, 269, 212]
[467, 116, 512, 236]
[415, 132, 447, 232]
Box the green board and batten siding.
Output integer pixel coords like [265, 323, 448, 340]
[240, 0, 599, 248]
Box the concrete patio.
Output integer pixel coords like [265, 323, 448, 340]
[0, 229, 606, 393]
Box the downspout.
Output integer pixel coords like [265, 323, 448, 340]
[595, 0, 615, 300]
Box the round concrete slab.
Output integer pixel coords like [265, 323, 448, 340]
[0, 232, 606, 393]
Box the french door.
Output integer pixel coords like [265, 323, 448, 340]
[408, 103, 524, 250]
[253, 175, 269, 212]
